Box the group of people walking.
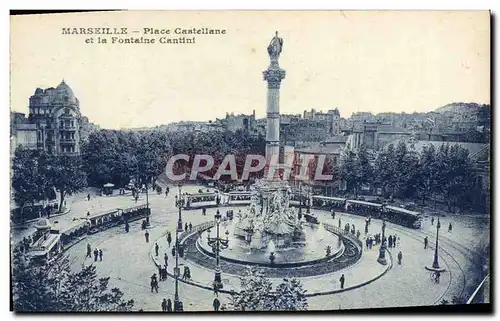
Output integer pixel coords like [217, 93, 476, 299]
[86, 243, 103, 261]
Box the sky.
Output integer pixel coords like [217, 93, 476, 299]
[10, 11, 490, 129]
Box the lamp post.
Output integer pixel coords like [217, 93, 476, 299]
[174, 183, 183, 312]
[426, 218, 444, 272]
[377, 219, 387, 265]
[298, 182, 303, 219]
[306, 185, 311, 214]
[207, 210, 229, 290]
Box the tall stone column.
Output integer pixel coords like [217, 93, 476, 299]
[263, 32, 286, 176]
[263, 68, 285, 163]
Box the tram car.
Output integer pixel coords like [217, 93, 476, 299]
[87, 208, 122, 234]
[385, 205, 422, 229]
[345, 200, 383, 218]
[312, 195, 347, 211]
[226, 191, 253, 206]
[120, 204, 151, 223]
[345, 199, 422, 229]
[183, 191, 219, 209]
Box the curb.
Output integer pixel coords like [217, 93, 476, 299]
[12, 207, 72, 227]
[149, 232, 393, 298]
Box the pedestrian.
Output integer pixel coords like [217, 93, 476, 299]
[356, 230, 360, 239]
[125, 221, 130, 233]
[431, 217, 435, 226]
[163, 265, 168, 280]
[424, 236, 428, 249]
[338, 217, 341, 228]
[213, 297, 221, 312]
[86, 243, 92, 258]
[150, 274, 158, 293]
[365, 238, 369, 249]
[99, 249, 103, 261]
[167, 299, 172, 312]
[339, 274, 345, 289]
[331, 208, 336, 219]
[388, 235, 393, 248]
[87, 211, 90, 217]
[161, 298, 167, 312]
[87, 193, 90, 201]
[93, 248, 98, 262]
[167, 233, 172, 247]
[397, 251, 403, 265]
[448, 222, 452, 233]
[172, 245, 176, 257]
[155, 243, 159, 256]
[185, 222, 188, 232]
[158, 265, 163, 281]
[189, 222, 193, 232]
[145, 230, 150, 243]
[164, 253, 169, 266]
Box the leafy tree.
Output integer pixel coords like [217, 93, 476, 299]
[339, 150, 358, 196]
[227, 266, 308, 311]
[274, 278, 308, 311]
[12, 251, 134, 312]
[417, 144, 438, 205]
[373, 144, 397, 198]
[48, 155, 87, 212]
[11, 148, 51, 220]
[354, 146, 373, 193]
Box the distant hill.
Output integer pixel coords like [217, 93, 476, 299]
[434, 102, 490, 114]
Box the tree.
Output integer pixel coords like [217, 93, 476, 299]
[11, 148, 51, 220]
[12, 251, 134, 312]
[339, 150, 358, 196]
[227, 266, 308, 311]
[354, 146, 373, 194]
[48, 155, 87, 212]
[417, 144, 438, 205]
[274, 278, 308, 311]
[373, 144, 397, 198]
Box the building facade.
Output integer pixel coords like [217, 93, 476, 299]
[12, 80, 93, 156]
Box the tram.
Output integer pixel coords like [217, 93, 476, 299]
[385, 205, 422, 229]
[344, 200, 422, 229]
[345, 200, 383, 218]
[226, 191, 253, 206]
[312, 195, 347, 211]
[183, 192, 220, 209]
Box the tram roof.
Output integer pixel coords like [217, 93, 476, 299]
[347, 200, 383, 207]
[313, 195, 346, 202]
[87, 208, 120, 219]
[386, 205, 421, 216]
[185, 192, 217, 197]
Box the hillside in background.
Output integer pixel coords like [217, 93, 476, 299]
[434, 102, 490, 114]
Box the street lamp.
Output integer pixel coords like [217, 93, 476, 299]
[377, 219, 388, 265]
[426, 218, 445, 272]
[298, 182, 303, 218]
[207, 210, 229, 290]
[306, 186, 311, 214]
[174, 183, 183, 311]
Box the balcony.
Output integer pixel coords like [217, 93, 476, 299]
[59, 138, 76, 143]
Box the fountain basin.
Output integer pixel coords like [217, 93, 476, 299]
[196, 221, 344, 268]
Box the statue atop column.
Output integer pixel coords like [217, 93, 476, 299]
[267, 31, 284, 63]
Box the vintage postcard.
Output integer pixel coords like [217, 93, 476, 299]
[9, 10, 491, 313]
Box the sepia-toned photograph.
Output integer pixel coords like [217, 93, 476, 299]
[9, 10, 491, 313]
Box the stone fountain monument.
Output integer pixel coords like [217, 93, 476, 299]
[232, 32, 305, 250]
